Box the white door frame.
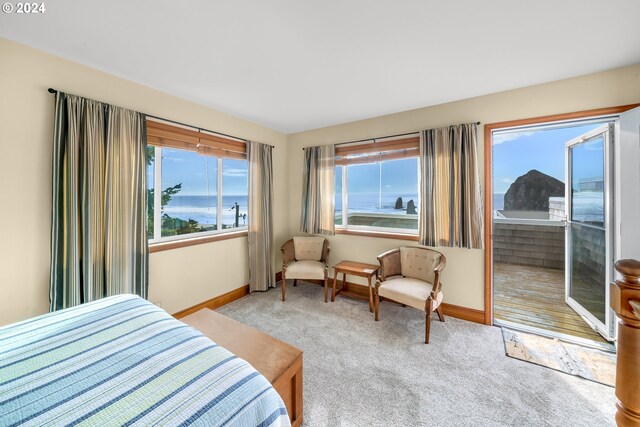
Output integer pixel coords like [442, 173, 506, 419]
[615, 107, 640, 261]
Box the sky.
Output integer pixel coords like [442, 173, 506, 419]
[336, 157, 419, 195]
[148, 123, 608, 200]
[147, 148, 248, 196]
[492, 122, 609, 194]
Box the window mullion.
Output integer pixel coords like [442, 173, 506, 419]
[416, 157, 420, 215]
[342, 165, 348, 227]
[153, 146, 162, 240]
[379, 160, 382, 210]
[217, 157, 223, 231]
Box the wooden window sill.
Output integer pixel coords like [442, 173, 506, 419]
[335, 228, 419, 241]
[149, 230, 248, 253]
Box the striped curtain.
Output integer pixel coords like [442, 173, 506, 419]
[300, 145, 335, 235]
[247, 141, 275, 292]
[418, 123, 483, 249]
[50, 92, 148, 311]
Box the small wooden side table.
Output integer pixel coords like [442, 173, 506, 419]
[332, 260, 380, 313]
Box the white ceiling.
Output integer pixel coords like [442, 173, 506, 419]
[2, 0, 640, 133]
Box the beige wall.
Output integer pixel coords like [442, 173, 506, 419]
[0, 39, 289, 324]
[2, 36, 639, 324]
[287, 64, 640, 311]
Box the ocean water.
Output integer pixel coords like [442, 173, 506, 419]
[165, 193, 420, 225]
[335, 192, 419, 215]
[572, 192, 604, 224]
[163, 195, 248, 227]
[492, 192, 602, 223]
[163, 191, 601, 226]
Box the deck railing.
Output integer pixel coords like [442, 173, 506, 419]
[335, 212, 418, 231]
[493, 219, 564, 270]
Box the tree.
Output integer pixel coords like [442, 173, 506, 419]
[176, 219, 203, 234]
[147, 184, 184, 235]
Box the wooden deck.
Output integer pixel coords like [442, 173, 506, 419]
[493, 262, 608, 344]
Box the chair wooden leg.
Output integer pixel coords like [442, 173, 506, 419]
[293, 279, 297, 287]
[367, 276, 374, 313]
[324, 278, 328, 303]
[425, 311, 431, 344]
[282, 279, 286, 302]
[436, 306, 445, 322]
[331, 273, 338, 302]
[375, 293, 380, 321]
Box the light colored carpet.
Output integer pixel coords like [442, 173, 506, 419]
[217, 282, 616, 426]
[502, 328, 616, 387]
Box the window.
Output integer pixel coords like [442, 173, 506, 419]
[222, 158, 249, 228]
[146, 120, 248, 243]
[335, 137, 419, 233]
[146, 146, 155, 239]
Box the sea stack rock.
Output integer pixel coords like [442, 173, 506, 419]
[407, 199, 417, 214]
[394, 197, 403, 209]
[504, 169, 564, 211]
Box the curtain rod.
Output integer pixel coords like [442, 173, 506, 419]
[47, 88, 275, 148]
[302, 122, 481, 150]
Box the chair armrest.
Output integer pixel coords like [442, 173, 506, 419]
[377, 248, 401, 281]
[434, 254, 446, 273]
[320, 239, 331, 264]
[281, 239, 295, 266]
[432, 253, 446, 296]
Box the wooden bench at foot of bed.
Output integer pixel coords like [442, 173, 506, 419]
[181, 309, 303, 427]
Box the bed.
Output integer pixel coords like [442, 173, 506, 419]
[0, 294, 290, 427]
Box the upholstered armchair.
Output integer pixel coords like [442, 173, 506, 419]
[374, 247, 446, 344]
[281, 237, 330, 302]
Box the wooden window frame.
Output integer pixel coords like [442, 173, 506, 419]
[483, 104, 640, 326]
[147, 119, 249, 251]
[149, 230, 248, 253]
[335, 228, 419, 241]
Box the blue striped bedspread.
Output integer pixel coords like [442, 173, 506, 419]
[0, 295, 290, 427]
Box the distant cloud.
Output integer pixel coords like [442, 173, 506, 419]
[492, 131, 535, 145]
[223, 168, 247, 177]
[162, 156, 186, 162]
